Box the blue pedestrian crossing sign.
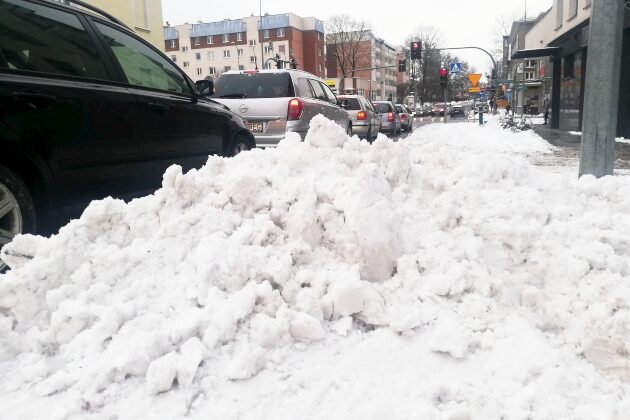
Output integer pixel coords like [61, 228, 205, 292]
[450, 62, 463, 73]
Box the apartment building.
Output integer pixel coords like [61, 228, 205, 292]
[164, 13, 325, 81]
[509, 0, 630, 138]
[325, 31, 398, 101]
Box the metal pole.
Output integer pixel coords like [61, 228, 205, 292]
[579, 0, 625, 178]
[259, 0, 264, 69]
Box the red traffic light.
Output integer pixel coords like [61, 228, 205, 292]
[440, 68, 447, 77]
[412, 42, 419, 49]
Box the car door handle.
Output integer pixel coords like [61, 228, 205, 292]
[147, 102, 170, 112]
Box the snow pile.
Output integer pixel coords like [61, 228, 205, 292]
[2, 116, 630, 418]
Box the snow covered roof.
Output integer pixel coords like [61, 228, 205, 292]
[190, 20, 246, 37]
[259, 13, 289, 30]
[163, 26, 179, 41]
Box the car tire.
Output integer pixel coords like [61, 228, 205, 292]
[225, 133, 255, 157]
[0, 165, 36, 273]
[365, 125, 372, 141]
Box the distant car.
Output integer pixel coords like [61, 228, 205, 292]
[432, 103, 446, 117]
[395, 104, 413, 132]
[338, 95, 382, 141]
[373, 101, 401, 136]
[450, 105, 465, 118]
[210, 69, 351, 147]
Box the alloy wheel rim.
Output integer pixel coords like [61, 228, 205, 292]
[0, 183, 22, 271]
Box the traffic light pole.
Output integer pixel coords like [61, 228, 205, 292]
[579, 0, 625, 178]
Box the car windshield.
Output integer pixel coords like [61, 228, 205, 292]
[374, 102, 391, 113]
[212, 72, 295, 98]
[339, 97, 361, 110]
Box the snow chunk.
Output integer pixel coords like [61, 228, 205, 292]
[146, 352, 179, 395]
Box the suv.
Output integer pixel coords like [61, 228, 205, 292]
[0, 0, 255, 271]
[372, 101, 401, 136]
[210, 69, 351, 147]
[338, 94, 382, 142]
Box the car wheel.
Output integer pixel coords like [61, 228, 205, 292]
[365, 125, 372, 141]
[226, 133, 254, 157]
[0, 165, 36, 272]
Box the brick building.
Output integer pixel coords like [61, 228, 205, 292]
[164, 13, 325, 81]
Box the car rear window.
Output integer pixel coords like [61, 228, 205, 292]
[340, 98, 361, 110]
[212, 73, 295, 99]
[395, 105, 404, 113]
[374, 103, 391, 113]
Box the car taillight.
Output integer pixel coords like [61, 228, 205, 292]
[357, 111, 366, 120]
[400, 114, 407, 121]
[287, 98, 303, 121]
[387, 112, 394, 122]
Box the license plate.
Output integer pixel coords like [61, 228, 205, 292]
[247, 122, 263, 133]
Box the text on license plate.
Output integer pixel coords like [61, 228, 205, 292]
[247, 122, 263, 133]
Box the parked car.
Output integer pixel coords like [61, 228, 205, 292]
[450, 105, 466, 118]
[372, 101, 401, 136]
[210, 69, 351, 147]
[338, 95, 382, 141]
[0, 0, 255, 271]
[395, 104, 413, 132]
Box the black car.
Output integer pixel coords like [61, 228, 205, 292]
[0, 0, 255, 270]
[450, 105, 466, 118]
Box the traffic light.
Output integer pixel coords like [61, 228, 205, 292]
[398, 59, 406, 72]
[440, 68, 448, 88]
[275, 54, 281, 69]
[410, 41, 422, 60]
[289, 58, 297, 69]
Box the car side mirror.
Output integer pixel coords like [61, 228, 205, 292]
[195, 79, 214, 96]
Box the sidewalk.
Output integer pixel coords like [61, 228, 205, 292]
[533, 125, 630, 170]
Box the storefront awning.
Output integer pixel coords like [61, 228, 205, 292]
[511, 47, 562, 60]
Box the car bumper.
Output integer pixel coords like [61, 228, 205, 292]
[352, 123, 370, 137]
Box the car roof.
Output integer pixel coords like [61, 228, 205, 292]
[222, 68, 323, 81]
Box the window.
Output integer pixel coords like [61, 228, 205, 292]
[238, 65, 244, 70]
[237, 33, 243, 42]
[555, 0, 564, 28]
[195, 53, 201, 60]
[568, 0, 578, 18]
[318, 33, 322, 41]
[213, 73, 295, 98]
[183, 61, 189, 68]
[224, 65, 231, 72]
[525, 60, 537, 68]
[279, 45, 286, 54]
[263, 30, 270, 39]
[182, 46, 188, 52]
[194, 37, 200, 46]
[209, 67, 215, 75]
[249, 40, 256, 46]
[95, 23, 190, 94]
[357, 88, 364, 96]
[524, 71, 536, 80]
[298, 78, 315, 98]
[196, 68, 202, 76]
[170, 40, 175, 48]
[318, 48, 322, 57]
[309, 79, 327, 101]
[0, 0, 109, 79]
[320, 82, 338, 104]
[208, 51, 215, 60]
[277, 28, 285, 37]
[564, 53, 575, 78]
[250, 56, 256, 63]
[238, 49, 244, 57]
[207, 36, 213, 44]
[222, 34, 229, 43]
[264, 46, 273, 54]
[133, 0, 149, 29]
[224, 50, 231, 58]
[319, 64, 323, 73]
[171, 55, 176, 62]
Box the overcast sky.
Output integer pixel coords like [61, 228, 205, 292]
[162, 0, 552, 75]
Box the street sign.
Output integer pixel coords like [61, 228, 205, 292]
[467, 73, 482, 87]
[469, 87, 481, 93]
[450, 62, 462, 73]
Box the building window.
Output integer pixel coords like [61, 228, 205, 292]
[196, 68, 202, 75]
[207, 36, 213, 44]
[318, 33, 321, 41]
[264, 46, 272, 54]
[277, 28, 285, 37]
[318, 48, 322, 57]
[564, 53, 575, 78]
[319, 63, 323, 73]
[133, 0, 149, 30]
[194, 37, 200, 46]
[263, 29, 270, 39]
[524, 71, 535, 80]
[249, 40, 256, 46]
[170, 40, 175, 48]
[182, 46, 188, 52]
[208, 51, 214, 60]
[238, 48, 244, 57]
[239, 65, 244, 70]
[195, 53, 201, 60]
[568, 0, 578, 18]
[525, 60, 537, 68]
[224, 65, 231, 72]
[279, 45, 286, 54]
[209, 67, 215, 75]
[237, 32, 243, 42]
[171, 55, 176, 62]
[183, 61, 189, 68]
[358, 88, 364, 96]
[250, 56, 256, 63]
[222, 34, 229, 43]
[555, 0, 564, 29]
[224, 50, 230, 58]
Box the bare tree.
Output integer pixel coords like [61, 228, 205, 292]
[325, 15, 372, 91]
[404, 26, 443, 103]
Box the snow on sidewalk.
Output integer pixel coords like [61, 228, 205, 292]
[2, 116, 630, 419]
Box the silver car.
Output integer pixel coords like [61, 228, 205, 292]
[210, 69, 351, 147]
[395, 104, 413, 132]
[338, 95, 382, 142]
[373, 101, 401, 136]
